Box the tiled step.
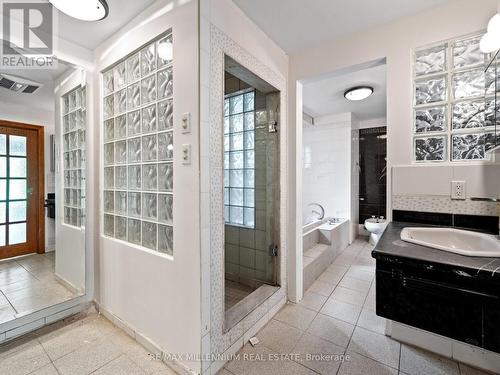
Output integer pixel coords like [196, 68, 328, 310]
[303, 243, 335, 293]
[303, 244, 330, 266]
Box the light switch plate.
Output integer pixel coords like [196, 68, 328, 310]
[451, 181, 466, 200]
[181, 112, 191, 134]
[182, 144, 191, 165]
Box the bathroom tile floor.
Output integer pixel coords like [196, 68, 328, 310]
[0, 252, 78, 324]
[0, 308, 176, 375]
[222, 238, 493, 375]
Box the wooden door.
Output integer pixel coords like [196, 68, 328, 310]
[0, 120, 44, 259]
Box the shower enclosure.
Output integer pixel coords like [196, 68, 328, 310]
[223, 56, 280, 315]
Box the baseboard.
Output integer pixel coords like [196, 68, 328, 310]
[54, 273, 84, 295]
[95, 303, 198, 375]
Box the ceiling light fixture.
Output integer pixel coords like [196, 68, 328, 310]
[344, 86, 373, 101]
[480, 13, 500, 53]
[49, 0, 109, 21]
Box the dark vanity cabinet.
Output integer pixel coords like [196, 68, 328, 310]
[375, 256, 500, 352]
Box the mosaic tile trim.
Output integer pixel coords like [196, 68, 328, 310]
[393, 194, 499, 216]
[452, 199, 499, 216]
[208, 23, 288, 358]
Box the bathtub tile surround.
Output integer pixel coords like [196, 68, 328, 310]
[302, 112, 359, 242]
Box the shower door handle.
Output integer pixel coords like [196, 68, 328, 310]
[270, 245, 279, 257]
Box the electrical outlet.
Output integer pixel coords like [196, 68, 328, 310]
[181, 144, 191, 165]
[181, 112, 191, 134]
[451, 181, 466, 200]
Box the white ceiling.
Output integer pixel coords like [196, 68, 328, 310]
[232, 0, 450, 53]
[53, 0, 157, 50]
[0, 61, 70, 112]
[303, 63, 386, 120]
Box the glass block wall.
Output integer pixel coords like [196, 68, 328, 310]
[102, 31, 174, 255]
[62, 86, 86, 227]
[223, 90, 255, 228]
[413, 33, 497, 162]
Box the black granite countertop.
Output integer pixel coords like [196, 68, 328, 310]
[372, 222, 500, 279]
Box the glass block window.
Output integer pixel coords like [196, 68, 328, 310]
[223, 90, 255, 228]
[413, 33, 497, 162]
[102, 31, 174, 255]
[62, 86, 86, 227]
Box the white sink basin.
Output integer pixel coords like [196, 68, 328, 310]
[401, 227, 500, 257]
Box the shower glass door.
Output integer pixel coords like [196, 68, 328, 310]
[223, 56, 280, 313]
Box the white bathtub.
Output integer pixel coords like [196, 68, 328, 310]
[303, 218, 348, 235]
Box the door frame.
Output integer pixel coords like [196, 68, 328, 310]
[0, 119, 45, 256]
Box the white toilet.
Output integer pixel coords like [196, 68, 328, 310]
[364, 217, 387, 245]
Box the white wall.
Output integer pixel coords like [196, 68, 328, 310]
[93, 1, 201, 373]
[288, 0, 500, 300]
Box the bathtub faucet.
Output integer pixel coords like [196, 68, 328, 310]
[307, 203, 325, 220]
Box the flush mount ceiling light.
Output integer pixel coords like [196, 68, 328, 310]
[49, 0, 109, 21]
[480, 13, 500, 53]
[344, 86, 373, 101]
